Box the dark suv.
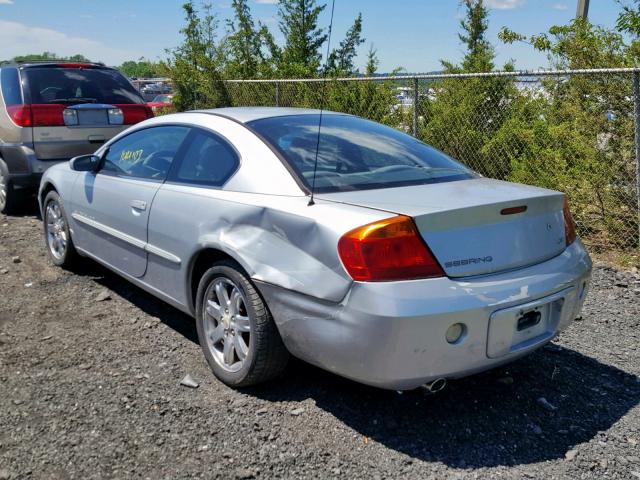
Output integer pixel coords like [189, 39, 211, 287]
[0, 61, 153, 213]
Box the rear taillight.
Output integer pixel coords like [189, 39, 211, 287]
[7, 104, 153, 127]
[337, 215, 445, 282]
[116, 104, 154, 124]
[31, 105, 66, 126]
[563, 197, 577, 246]
[7, 104, 70, 127]
[6, 105, 31, 127]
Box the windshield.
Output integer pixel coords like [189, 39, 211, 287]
[24, 67, 144, 105]
[248, 114, 475, 193]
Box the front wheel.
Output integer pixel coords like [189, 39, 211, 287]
[43, 190, 78, 268]
[195, 260, 289, 388]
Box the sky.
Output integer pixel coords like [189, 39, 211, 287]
[0, 0, 626, 73]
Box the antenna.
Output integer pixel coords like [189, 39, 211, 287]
[308, 0, 336, 206]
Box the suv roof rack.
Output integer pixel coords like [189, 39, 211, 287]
[0, 60, 106, 67]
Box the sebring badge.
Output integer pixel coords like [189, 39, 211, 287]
[445, 256, 494, 268]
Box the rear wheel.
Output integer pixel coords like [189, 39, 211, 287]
[0, 161, 20, 215]
[195, 260, 289, 388]
[43, 190, 78, 268]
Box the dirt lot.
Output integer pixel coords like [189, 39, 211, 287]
[0, 208, 639, 480]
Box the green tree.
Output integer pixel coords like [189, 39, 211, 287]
[224, 0, 277, 78]
[422, 0, 516, 179]
[616, 0, 640, 35]
[496, 18, 637, 247]
[164, 1, 230, 111]
[326, 13, 364, 75]
[118, 58, 165, 78]
[9, 52, 92, 63]
[457, 0, 493, 72]
[277, 0, 327, 77]
[325, 46, 397, 124]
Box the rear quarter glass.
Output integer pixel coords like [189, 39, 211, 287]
[1, 68, 23, 106]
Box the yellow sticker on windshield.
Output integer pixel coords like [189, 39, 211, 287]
[120, 149, 144, 162]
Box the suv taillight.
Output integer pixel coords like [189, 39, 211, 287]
[117, 104, 154, 124]
[6, 105, 32, 127]
[7, 104, 67, 127]
[337, 215, 445, 282]
[31, 105, 65, 126]
[563, 197, 577, 246]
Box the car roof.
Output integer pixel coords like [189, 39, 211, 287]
[194, 107, 346, 124]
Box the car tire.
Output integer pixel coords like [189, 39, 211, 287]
[0, 160, 21, 215]
[195, 260, 289, 388]
[42, 190, 78, 268]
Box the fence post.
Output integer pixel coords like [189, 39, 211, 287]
[635, 72, 640, 248]
[412, 77, 418, 137]
[275, 82, 280, 107]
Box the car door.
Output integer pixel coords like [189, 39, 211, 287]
[143, 127, 241, 302]
[70, 125, 190, 277]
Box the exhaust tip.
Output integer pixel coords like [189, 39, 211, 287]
[423, 377, 447, 394]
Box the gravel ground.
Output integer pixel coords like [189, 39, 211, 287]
[0, 208, 639, 480]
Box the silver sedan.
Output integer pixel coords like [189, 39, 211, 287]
[39, 108, 592, 390]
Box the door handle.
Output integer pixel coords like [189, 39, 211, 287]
[130, 200, 147, 211]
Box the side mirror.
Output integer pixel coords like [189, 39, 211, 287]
[70, 154, 100, 172]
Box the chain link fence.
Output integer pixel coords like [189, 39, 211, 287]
[224, 69, 640, 253]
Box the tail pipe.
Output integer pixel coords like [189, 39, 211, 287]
[423, 378, 447, 394]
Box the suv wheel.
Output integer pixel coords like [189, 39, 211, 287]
[195, 260, 289, 388]
[43, 190, 78, 268]
[0, 161, 20, 215]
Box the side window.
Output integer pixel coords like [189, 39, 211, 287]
[169, 129, 239, 187]
[1, 68, 22, 106]
[101, 126, 190, 180]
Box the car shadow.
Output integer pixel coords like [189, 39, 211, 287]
[5, 194, 42, 219]
[70, 258, 199, 344]
[247, 345, 640, 469]
[71, 259, 640, 469]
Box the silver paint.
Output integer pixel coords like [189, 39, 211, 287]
[39, 107, 593, 390]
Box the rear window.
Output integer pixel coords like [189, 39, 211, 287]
[23, 67, 144, 105]
[1, 68, 22, 106]
[248, 114, 475, 193]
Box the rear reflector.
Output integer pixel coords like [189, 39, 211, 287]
[563, 197, 577, 246]
[338, 215, 445, 282]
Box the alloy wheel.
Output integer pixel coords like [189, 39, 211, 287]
[0, 169, 6, 211]
[203, 277, 251, 372]
[45, 200, 68, 260]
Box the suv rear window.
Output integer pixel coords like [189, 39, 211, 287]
[1, 68, 22, 106]
[23, 67, 144, 105]
[248, 114, 474, 193]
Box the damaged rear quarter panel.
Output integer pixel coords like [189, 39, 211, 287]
[144, 187, 390, 306]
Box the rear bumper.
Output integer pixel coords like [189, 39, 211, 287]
[256, 240, 592, 390]
[0, 144, 66, 189]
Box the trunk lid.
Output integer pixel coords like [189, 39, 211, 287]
[318, 178, 567, 277]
